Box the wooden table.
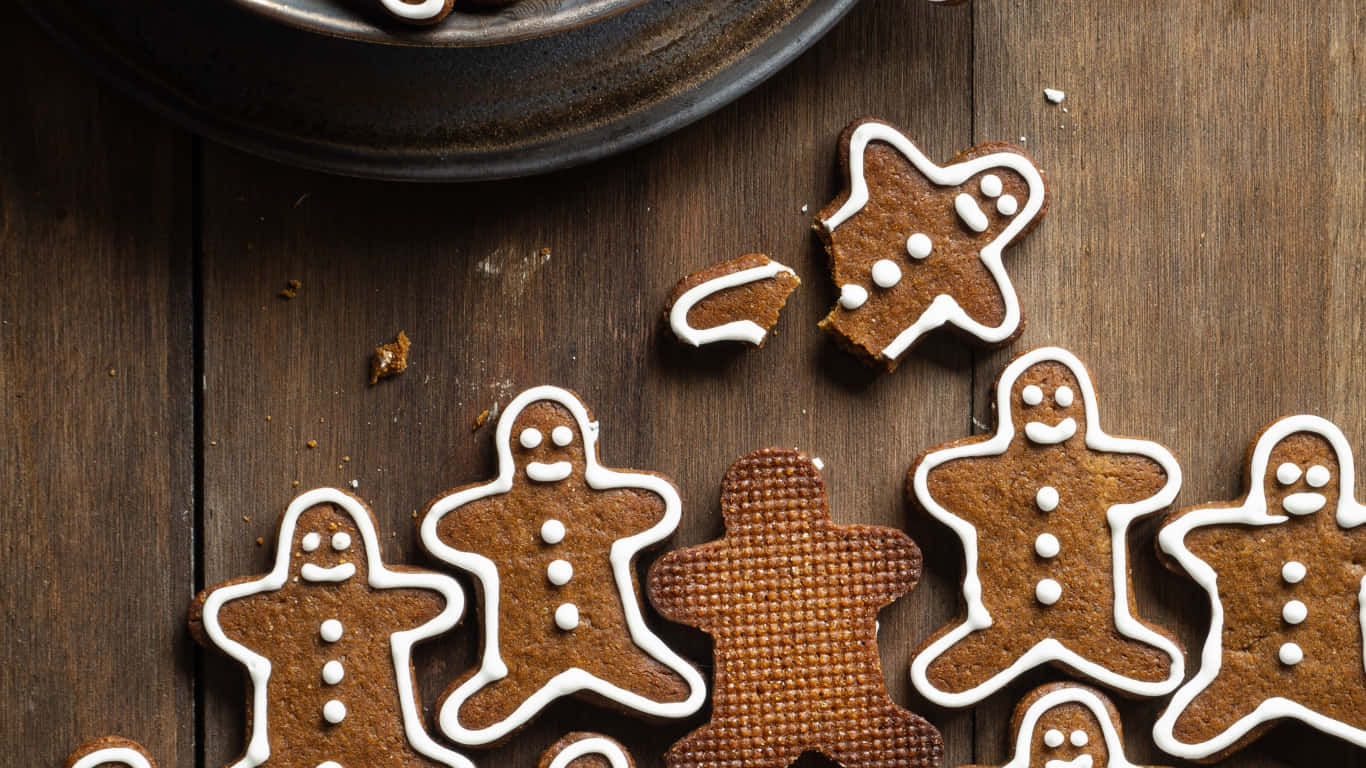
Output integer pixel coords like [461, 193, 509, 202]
[4, 0, 1365, 766]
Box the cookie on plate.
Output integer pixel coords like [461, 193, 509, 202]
[815, 117, 1046, 370]
[909, 347, 1183, 707]
[1154, 415, 1366, 762]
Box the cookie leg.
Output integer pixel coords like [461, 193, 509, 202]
[455, 673, 545, 732]
[1168, 672, 1262, 749]
[595, 642, 694, 705]
[920, 623, 1025, 694]
[665, 722, 802, 768]
[1084, 631, 1175, 686]
[824, 704, 944, 768]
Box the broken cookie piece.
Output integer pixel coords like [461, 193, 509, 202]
[666, 254, 800, 348]
[370, 331, 411, 385]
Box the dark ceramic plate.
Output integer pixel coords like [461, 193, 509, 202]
[21, 0, 859, 181]
[231, 0, 648, 47]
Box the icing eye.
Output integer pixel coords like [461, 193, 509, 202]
[302, 532, 321, 552]
[1054, 385, 1074, 408]
[551, 426, 574, 447]
[1306, 464, 1330, 488]
[331, 532, 351, 551]
[519, 428, 543, 449]
[1022, 385, 1044, 406]
[997, 194, 1019, 216]
[1043, 729, 1065, 748]
[906, 233, 933, 260]
[980, 174, 1003, 198]
[1276, 462, 1302, 485]
[1070, 730, 1089, 747]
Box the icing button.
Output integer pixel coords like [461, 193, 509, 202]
[838, 284, 869, 310]
[1035, 486, 1060, 512]
[1282, 600, 1308, 625]
[871, 259, 902, 289]
[1278, 642, 1304, 666]
[547, 559, 573, 586]
[1034, 533, 1060, 559]
[320, 619, 343, 643]
[1282, 561, 1307, 584]
[906, 233, 933, 260]
[1035, 578, 1062, 606]
[554, 603, 580, 631]
[996, 194, 1019, 216]
[322, 699, 347, 724]
[322, 660, 344, 685]
[540, 519, 566, 545]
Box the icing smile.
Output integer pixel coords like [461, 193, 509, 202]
[1282, 492, 1326, 516]
[1025, 417, 1077, 445]
[526, 461, 573, 482]
[1045, 757, 1093, 768]
[300, 562, 356, 582]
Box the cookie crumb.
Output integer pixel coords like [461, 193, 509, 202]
[342, 456, 350, 462]
[210, 440, 218, 446]
[292, 480, 300, 487]
[242, 515, 250, 522]
[370, 331, 411, 385]
[1044, 88, 1066, 103]
[539, 247, 552, 257]
[265, 415, 272, 422]
[801, 204, 809, 213]
[279, 279, 301, 300]
[473, 409, 490, 431]
[255, 537, 264, 546]
[348, 479, 359, 489]
[306, 439, 318, 449]
[411, 510, 418, 519]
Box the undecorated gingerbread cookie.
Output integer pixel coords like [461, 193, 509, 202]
[1154, 415, 1366, 762]
[648, 447, 943, 768]
[420, 385, 705, 746]
[65, 737, 157, 768]
[190, 488, 470, 768]
[962, 683, 1169, 768]
[909, 347, 1183, 707]
[816, 118, 1046, 370]
[666, 253, 800, 347]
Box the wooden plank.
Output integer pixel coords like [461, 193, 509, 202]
[0, 5, 195, 767]
[196, 1, 973, 766]
[973, 0, 1360, 765]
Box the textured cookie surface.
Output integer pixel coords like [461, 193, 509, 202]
[961, 683, 1169, 768]
[190, 488, 470, 768]
[65, 737, 157, 768]
[909, 347, 1183, 708]
[666, 253, 800, 347]
[816, 117, 1046, 370]
[420, 385, 704, 746]
[649, 447, 943, 768]
[1154, 415, 1366, 763]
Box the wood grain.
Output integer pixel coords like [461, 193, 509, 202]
[0, 3, 194, 766]
[9, 0, 1366, 767]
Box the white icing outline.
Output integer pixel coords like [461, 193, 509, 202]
[821, 121, 1046, 361]
[199, 488, 472, 768]
[546, 736, 631, 768]
[910, 347, 1184, 707]
[1000, 686, 1140, 768]
[380, 0, 446, 21]
[1153, 414, 1366, 759]
[669, 259, 797, 347]
[421, 385, 706, 745]
[70, 747, 154, 768]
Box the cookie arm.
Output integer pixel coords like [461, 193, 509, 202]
[188, 578, 263, 648]
[1103, 453, 1171, 507]
[848, 525, 922, 605]
[430, 495, 505, 560]
[647, 545, 723, 630]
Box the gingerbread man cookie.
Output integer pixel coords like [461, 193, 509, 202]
[538, 733, 634, 768]
[65, 738, 157, 768]
[420, 385, 705, 746]
[962, 683, 1168, 768]
[666, 253, 800, 347]
[190, 488, 470, 768]
[648, 447, 944, 768]
[909, 347, 1184, 707]
[816, 118, 1046, 370]
[1153, 415, 1366, 762]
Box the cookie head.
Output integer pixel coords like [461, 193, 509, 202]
[1007, 359, 1088, 447]
[718, 448, 826, 531]
[1005, 685, 1138, 768]
[507, 399, 592, 484]
[289, 502, 368, 584]
[1262, 431, 1340, 518]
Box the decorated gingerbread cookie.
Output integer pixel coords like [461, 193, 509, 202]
[815, 118, 1046, 370]
[909, 347, 1184, 707]
[666, 253, 800, 348]
[538, 733, 634, 768]
[420, 385, 705, 746]
[648, 447, 943, 768]
[963, 683, 1169, 768]
[190, 488, 471, 768]
[379, 0, 455, 25]
[1153, 415, 1366, 762]
[65, 738, 157, 768]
